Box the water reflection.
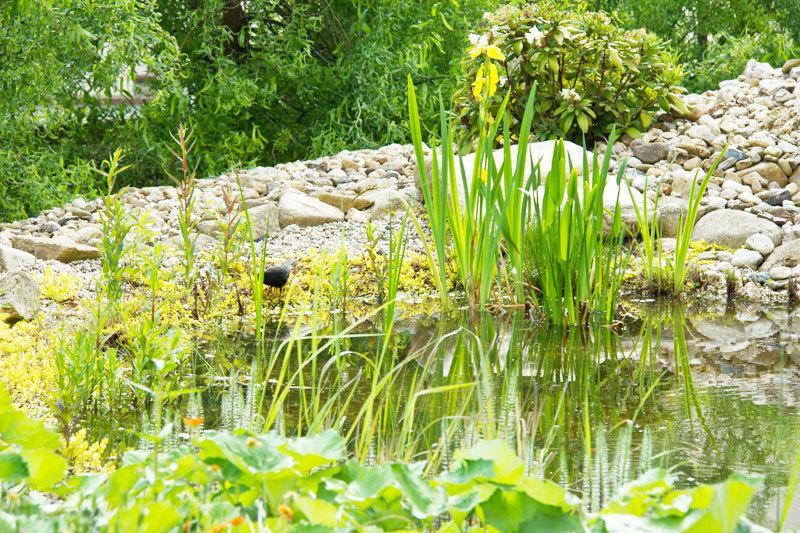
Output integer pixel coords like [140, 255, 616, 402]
[134, 303, 800, 529]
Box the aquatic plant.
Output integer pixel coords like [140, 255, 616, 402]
[408, 74, 536, 309]
[524, 140, 629, 326]
[0, 417, 762, 531]
[630, 154, 722, 296]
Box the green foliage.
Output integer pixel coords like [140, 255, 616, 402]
[0, 424, 762, 531]
[686, 31, 799, 93]
[0, 0, 498, 221]
[0, 382, 66, 491]
[594, 469, 762, 532]
[454, 3, 686, 144]
[409, 76, 537, 309]
[591, 0, 800, 92]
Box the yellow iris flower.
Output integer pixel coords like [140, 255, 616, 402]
[471, 63, 501, 101]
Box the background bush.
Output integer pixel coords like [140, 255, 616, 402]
[592, 0, 800, 92]
[0, 0, 497, 221]
[453, 4, 686, 145]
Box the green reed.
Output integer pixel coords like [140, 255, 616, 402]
[524, 140, 629, 326]
[408, 79, 537, 309]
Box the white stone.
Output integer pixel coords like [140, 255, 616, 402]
[745, 233, 775, 255]
[731, 249, 763, 269]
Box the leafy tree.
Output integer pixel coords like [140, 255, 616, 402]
[0, 0, 498, 220]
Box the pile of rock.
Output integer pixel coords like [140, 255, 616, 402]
[619, 58, 800, 287]
[6, 58, 800, 301]
[0, 144, 424, 268]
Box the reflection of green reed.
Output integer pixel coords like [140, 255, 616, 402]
[242, 306, 670, 484]
[672, 304, 716, 449]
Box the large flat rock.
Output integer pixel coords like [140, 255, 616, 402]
[10, 235, 100, 262]
[278, 191, 345, 228]
[691, 209, 782, 248]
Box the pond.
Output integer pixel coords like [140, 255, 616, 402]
[96, 300, 800, 530]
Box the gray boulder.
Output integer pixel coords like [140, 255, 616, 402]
[691, 209, 782, 248]
[745, 233, 775, 256]
[655, 196, 688, 238]
[0, 246, 35, 272]
[248, 203, 281, 239]
[760, 239, 800, 271]
[633, 142, 669, 164]
[0, 271, 39, 322]
[730, 249, 763, 269]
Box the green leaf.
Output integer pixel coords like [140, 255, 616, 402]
[454, 440, 523, 485]
[0, 411, 62, 451]
[198, 431, 294, 477]
[0, 453, 29, 482]
[20, 448, 66, 489]
[293, 495, 339, 527]
[438, 459, 495, 488]
[280, 429, 344, 473]
[390, 462, 447, 518]
[479, 488, 585, 532]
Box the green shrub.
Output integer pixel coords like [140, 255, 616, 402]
[0, 1, 501, 222]
[0, 149, 98, 221]
[454, 4, 687, 145]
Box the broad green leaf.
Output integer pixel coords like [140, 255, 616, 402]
[518, 477, 580, 512]
[390, 463, 447, 518]
[437, 459, 495, 488]
[281, 430, 345, 473]
[198, 431, 294, 477]
[0, 411, 62, 451]
[20, 448, 66, 489]
[454, 440, 523, 485]
[293, 495, 339, 527]
[480, 489, 585, 532]
[0, 453, 29, 482]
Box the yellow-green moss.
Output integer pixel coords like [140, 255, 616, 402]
[39, 266, 81, 302]
[0, 318, 57, 420]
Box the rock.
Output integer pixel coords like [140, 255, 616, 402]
[0, 271, 39, 322]
[744, 59, 775, 79]
[362, 189, 408, 219]
[248, 203, 281, 239]
[731, 249, 763, 269]
[70, 226, 103, 245]
[9, 235, 100, 262]
[745, 233, 775, 255]
[736, 162, 788, 186]
[656, 196, 688, 238]
[782, 59, 800, 74]
[454, 141, 591, 198]
[691, 209, 782, 248]
[345, 208, 371, 224]
[770, 265, 792, 280]
[633, 142, 669, 164]
[761, 239, 800, 271]
[765, 188, 791, 206]
[277, 191, 345, 228]
[315, 191, 374, 212]
[686, 124, 717, 144]
[0, 246, 35, 272]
